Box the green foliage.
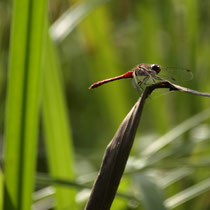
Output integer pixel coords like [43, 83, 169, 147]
[1, 0, 210, 209]
[133, 173, 167, 210]
[4, 0, 47, 209]
[0, 169, 3, 210]
[42, 32, 77, 209]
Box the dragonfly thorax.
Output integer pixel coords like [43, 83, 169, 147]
[133, 63, 161, 78]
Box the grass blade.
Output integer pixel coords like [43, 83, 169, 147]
[142, 108, 210, 156]
[50, 0, 109, 42]
[0, 169, 3, 210]
[165, 178, 210, 209]
[42, 33, 77, 209]
[4, 0, 47, 209]
[133, 173, 168, 210]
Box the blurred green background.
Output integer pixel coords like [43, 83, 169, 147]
[1, 0, 210, 209]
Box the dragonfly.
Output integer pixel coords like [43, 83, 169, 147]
[88, 64, 193, 92]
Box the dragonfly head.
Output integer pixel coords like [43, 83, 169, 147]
[151, 64, 161, 74]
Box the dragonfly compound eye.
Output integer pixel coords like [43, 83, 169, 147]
[151, 64, 161, 74]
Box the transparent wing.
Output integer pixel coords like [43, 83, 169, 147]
[158, 66, 193, 84]
[131, 65, 193, 94]
[131, 75, 144, 95]
[132, 74, 157, 95]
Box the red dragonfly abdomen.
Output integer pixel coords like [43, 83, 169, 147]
[88, 71, 133, 89]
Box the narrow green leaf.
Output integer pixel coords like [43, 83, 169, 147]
[157, 168, 193, 189]
[4, 0, 47, 209]
[142, 108, 210, 156]
[33, 187, 55, 210]
[0, 169, 3, 210]
[33, 186, 55, 203]
[165, 178, 210, 209]
[50, 0, 109, 42]
[133, 173, 168, 210]
[42, 32, 77, 209]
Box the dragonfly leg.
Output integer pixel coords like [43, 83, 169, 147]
[155, 76, 163, 81]
[137, 76, 149, 94]
[150, 76, 157, 84]
[141, 75, 156, 84]
[141, 67, 159, 84]
[138, 76, 149, 86]
[133, 72, 142, 95]
[138, 84, 144, 91]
